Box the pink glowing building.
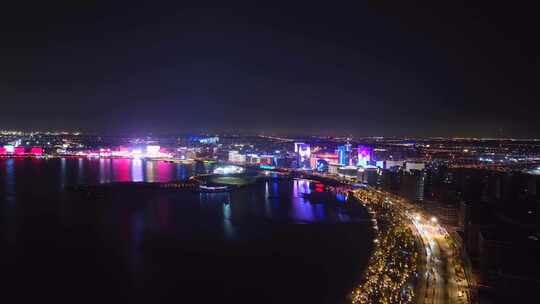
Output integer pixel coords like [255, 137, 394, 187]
[357, 145, 373, 167]
[14, 147, 26, 155]
[30, 147, 44, 155]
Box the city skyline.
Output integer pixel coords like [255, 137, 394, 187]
[1, 3, 539, 137]
[3, 2, 540, 303]
[3, 129, 540, 141]
[1, 126, 539, 303]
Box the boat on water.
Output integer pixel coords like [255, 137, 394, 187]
[198, 185, 231, 193]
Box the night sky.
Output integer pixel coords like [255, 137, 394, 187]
[1, 2, 539, 137]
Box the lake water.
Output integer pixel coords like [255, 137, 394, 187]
[0, 158, 373, 304]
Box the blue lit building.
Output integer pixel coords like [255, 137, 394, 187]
[316, 159, 329, 172]
[199, 136, 219, 144]
[338, 144, 351, 166]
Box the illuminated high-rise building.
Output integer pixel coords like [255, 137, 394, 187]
[338, 144, 351, 166]
[294, 142, 311, 169]
[400, 169, 426, 203]
[357, 145, 373, 167]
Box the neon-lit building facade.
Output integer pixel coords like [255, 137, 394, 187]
[14, 147, 25, 155]
[310, 150, 339, 168]
[316, 159, 329, 172]
[0, 146, 43, 156]
[338, 144, 351, 166]
[294, 142, 304, 153]
[295, 143, 311, 169]
[357, 145, 373, 167]
[4, 145, 14, 154]
[30, 147, 44, 155]
[61, 145, 173, 159]
[259, 155, 275, 166]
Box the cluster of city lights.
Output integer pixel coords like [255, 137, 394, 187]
[352, 187, 474, 304]
[212, 165, 245, 175]
[0, 145, 43, 156]
[63, 145, 173, 159]
[351, 189, 419, 304]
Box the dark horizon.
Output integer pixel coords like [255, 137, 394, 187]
[1, 2, 539, 137]
[4, 129, 540, 141]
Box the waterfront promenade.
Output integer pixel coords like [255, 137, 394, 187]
[352, 187, 475, 304]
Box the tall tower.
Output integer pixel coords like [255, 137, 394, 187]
[338, 143, 351, 166]
[294, 142, 311, 169]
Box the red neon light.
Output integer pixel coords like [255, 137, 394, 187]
[315, 153, 338, 159]
[0, 147, 6, 155]
[113, 159, 130, 182]
[157, 161, 174, 182]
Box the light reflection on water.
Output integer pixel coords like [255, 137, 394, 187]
[291, 179, 312, 221]
[145, 160, 154, 182]
[131, 159, 143, 182]
[60, 157, 67, 188]
[4, 159, 16, 206]
[0, 158, 366, 254]
[61, 158, 184, 184]
[112, 158, 130, 182]
[99, 158, 110, 184]
[77, 158, 84, 184]
[223, 203, 234, 239]
[2, 159, 17, 245]
[0, 158, 372, 303]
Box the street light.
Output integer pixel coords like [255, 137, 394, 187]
[430, 217, 437, 224]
